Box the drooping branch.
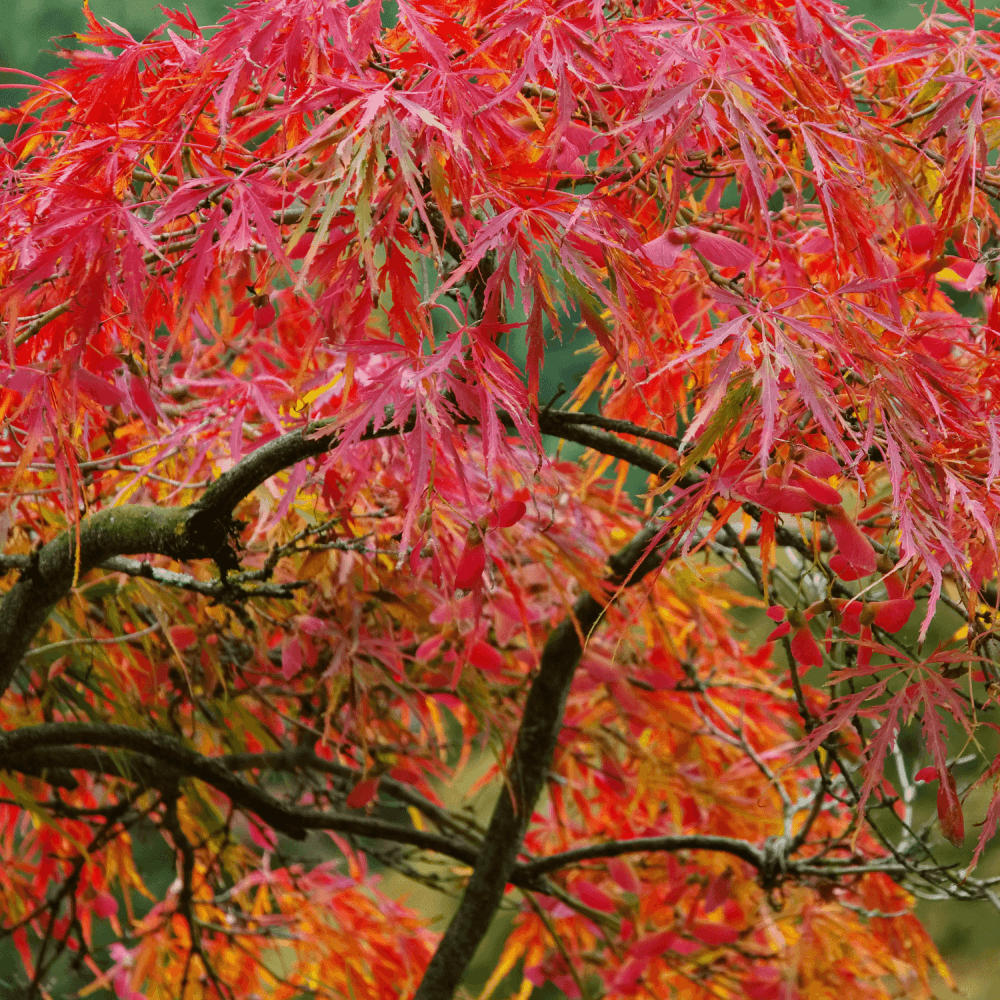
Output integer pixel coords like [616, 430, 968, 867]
[412, 519, 678, 1000]
[515, 835, 767, 878]
[0, 726, 481, 864]
[217, 747, 484, 845]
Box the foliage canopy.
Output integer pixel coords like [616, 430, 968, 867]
[2, 0, 1000, 997]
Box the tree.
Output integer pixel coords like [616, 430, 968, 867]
[2, 0, 1000, 996]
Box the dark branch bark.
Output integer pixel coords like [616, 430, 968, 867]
[537, 409, 682, 451]
[0, 506, 202, 700]
[1, 742, 566, 892]
[412, 520, 676, 1000]
[8, 712, 944, 903]
[217, 747, 483, 844]
[0, 731, 482, 865]
[534, 410, 680, 482]
[192, 420, 337, 514]
[0, 741, 816, 896]
[516, 835, 765, 878]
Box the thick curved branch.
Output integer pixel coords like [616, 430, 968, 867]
[192, 420, 338, 515]
[0, 410, 419, 700]
[412, 520, 677, 1000]
[194, 410, 415, 514]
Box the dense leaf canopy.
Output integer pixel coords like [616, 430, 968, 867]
[2, 0, 1000, 997]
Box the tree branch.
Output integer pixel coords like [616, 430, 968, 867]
[217, 747, 483, 845]
[11, 729, 985, 909]
[0, 733, 482, 865]
[515, 835, 765, 879]
[0, 506, 203, 700]
[412, 519, 677, 1000]
[0, 413, 408, 700]
[193, 411, 415, 514]
[98, 556, 308, 599]
[533, 410, 680, 483]
[536, 409, 682, 452]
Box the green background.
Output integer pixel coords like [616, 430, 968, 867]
[0, 0, 927, 107]
[2, 1, 998, 997]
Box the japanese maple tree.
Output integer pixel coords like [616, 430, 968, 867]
[3, 0, 1000, 996]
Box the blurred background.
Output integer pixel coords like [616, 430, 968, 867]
[2, 0, 998, 996]
[0, 0, 930, 85]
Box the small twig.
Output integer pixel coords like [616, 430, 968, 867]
[24, 621, 162, 659]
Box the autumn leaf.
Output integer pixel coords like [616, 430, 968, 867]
[916, 766, 966, 847]
[1, 1, 997, 997]
[346, 778, 381, 810]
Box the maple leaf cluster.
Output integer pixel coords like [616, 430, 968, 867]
[2, 0, 1000, 997]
